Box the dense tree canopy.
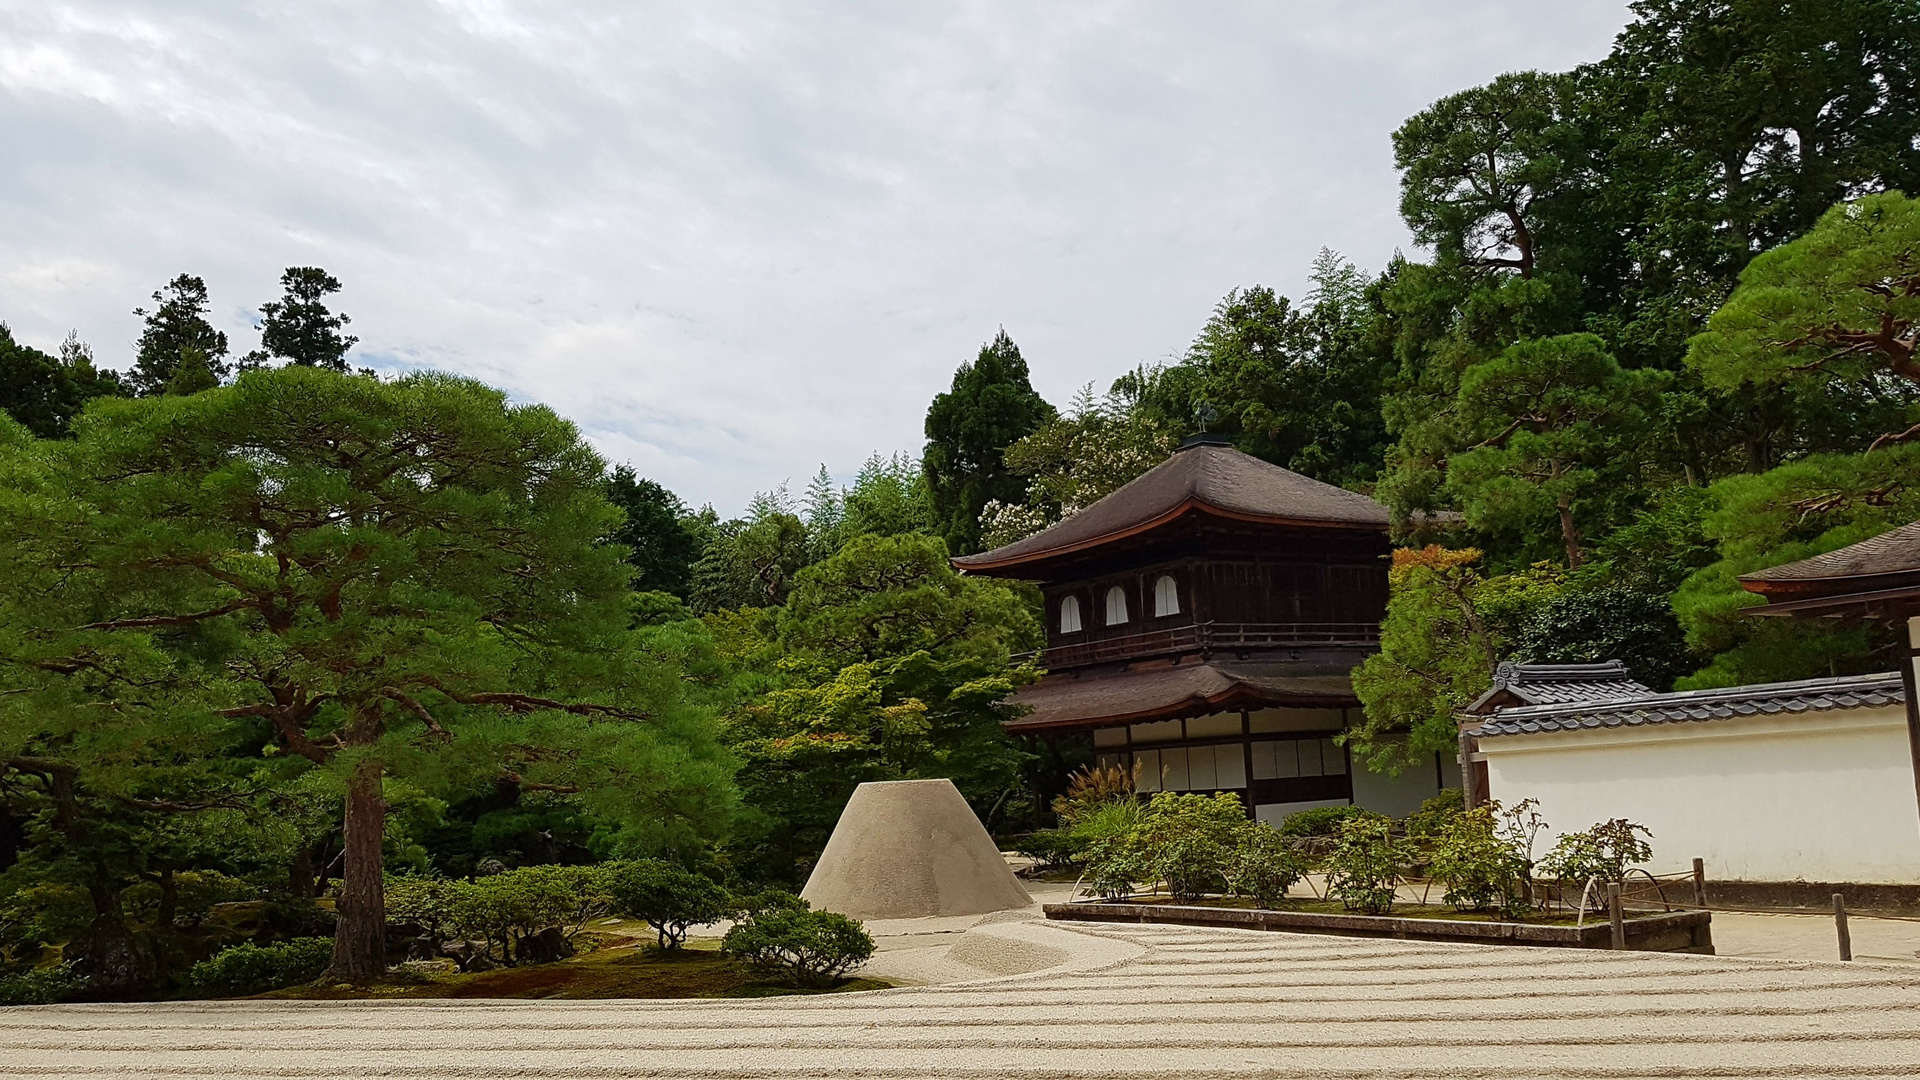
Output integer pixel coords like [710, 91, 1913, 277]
[0, 368, 734, 983]
[0, 327, 121, 439]
[242, 267, 358, 372]
[129, 275, 230, 396]
[923, 330, 1056, 555]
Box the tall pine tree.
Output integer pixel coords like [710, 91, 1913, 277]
[922, 330, 1055, 555]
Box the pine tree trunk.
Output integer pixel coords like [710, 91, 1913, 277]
[289, 846, 313, 900]
[1557, 495, 1585, 569]
[83, 876, 154, 997]
[329, 757, 387, 982]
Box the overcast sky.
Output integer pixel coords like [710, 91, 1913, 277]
[1, 1, 1631, 513]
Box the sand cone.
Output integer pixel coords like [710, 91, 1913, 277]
[801, 778, 1033, 920]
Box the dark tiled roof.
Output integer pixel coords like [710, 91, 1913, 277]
[1740, 521, 1920, 592]
[1462, 661, 1650, 715]
[955, 441, 1388, 572]
[1476, 672, 1904, 740]
[1002, 659, 1356, 732]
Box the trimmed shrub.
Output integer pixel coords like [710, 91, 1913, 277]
[1226, 823, 1308, 909]
[187, 938, 333, 997]
[1013, 829, 1082, 872]
[603, 860, 732, 949]
[1276, 804, 1369, 837]
[1403, 788, 1465, 839]
[1428, 804, 1532, 917]
[0, 963, 86, 1006]
[1135, 792, 1247, 902]
[722, 898, 874, 988]
[449, 864, 612, 966]
[1323, 813, 1408, 914]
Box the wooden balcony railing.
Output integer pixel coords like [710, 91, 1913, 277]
[1020, 621, 1381, 669]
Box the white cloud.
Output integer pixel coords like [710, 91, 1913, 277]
[0, 0, 1631, 513]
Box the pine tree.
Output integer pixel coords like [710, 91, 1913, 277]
[242, 267, 358, 372]
[129, 275, 229, 395]
[922, 330, 1055, 555]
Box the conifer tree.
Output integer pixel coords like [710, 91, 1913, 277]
[923, 330, 1055, 555]
[0, 368, 736, 982]
[129, 275, 229, 395]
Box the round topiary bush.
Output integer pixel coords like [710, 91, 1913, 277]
[721, 897, 874, 988]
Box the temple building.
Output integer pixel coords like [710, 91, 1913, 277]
[954, 435, 1458, 823]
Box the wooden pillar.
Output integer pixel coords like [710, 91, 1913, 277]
[1459, 729, 1480, 810]
[1897, 615, 1920, 833]
[1607, 883, 1625, 951]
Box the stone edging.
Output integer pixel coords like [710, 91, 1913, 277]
[1043, 900, 1714, 953]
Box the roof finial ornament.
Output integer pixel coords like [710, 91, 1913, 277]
[1180, 401, 1230, 450]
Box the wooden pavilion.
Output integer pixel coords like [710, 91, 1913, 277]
[1739, 521, 1920, 824]
[954, 435, 1456, 821]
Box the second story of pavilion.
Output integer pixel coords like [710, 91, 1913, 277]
[952, 435, 1392, 673]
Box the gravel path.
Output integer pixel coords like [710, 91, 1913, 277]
[8, 921, 1920, 1078]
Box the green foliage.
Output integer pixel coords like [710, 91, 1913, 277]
[1445, 334, 1667, 567]
[603, 859, 731, 949]
[1350, 547, 1501, 772]
[129, 274, 230, 395]
[723, 531, 1040, 883]
[983, 382, 1179, 548]
[923, 330, 1056, 555]
[1224, 824, 1308, 909]
[240, 267, 358, 372]
[186, 938, 333, 998]
[1274, 804, 1369, 838]
[605, 466, 703, 600]
[0, 325, 123, 438]
[0, 366, 737, 983]
[690, 510, 811, 612]
[721, 898, 874, 988]
[452, 865, 612, 965]
[1012, 829, 1082, 872]
[778, 533, 1040, 665]
[1322, 813, 1409, 915]
[1672, 445, 1920, 687]
[1135, 254, 1394, 486]
[1690, 194, 1920, 416]
[1537, 818, 1654, 886]
[0, 963, 86, 1006]
[384, 874, 462, 942]
[1427, 803, 1532, 918]
[1130, 793, 1248, 902]
[1403, 788, 1465, 839]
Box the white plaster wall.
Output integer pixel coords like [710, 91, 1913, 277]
[1480, 706, 1920, 884]
[1349, 736, 1455, 818]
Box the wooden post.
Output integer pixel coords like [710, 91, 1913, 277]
[1902, 617, 1920, 834]
[1692, 858, 1706, 908]
[1458, 729, 1479, 810]
[1608, 882, 1625, 951]
[1834, 893, 1852, 962]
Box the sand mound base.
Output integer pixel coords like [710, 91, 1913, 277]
[801, 779, 1030, 920]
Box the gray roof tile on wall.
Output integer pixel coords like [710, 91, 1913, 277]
[1475, 672, 1905, 739]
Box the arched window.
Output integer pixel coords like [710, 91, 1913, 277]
[1153, 575, 1180, 617]
[1105, 585, 1130, 625]
[1059, 595, 1083, 634]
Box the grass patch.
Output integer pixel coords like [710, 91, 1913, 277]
[262, 936, 889, 1001]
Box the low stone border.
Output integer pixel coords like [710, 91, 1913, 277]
[1044, 900, 1714, 954]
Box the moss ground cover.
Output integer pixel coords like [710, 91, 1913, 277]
[259, 924, 888, 1001]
